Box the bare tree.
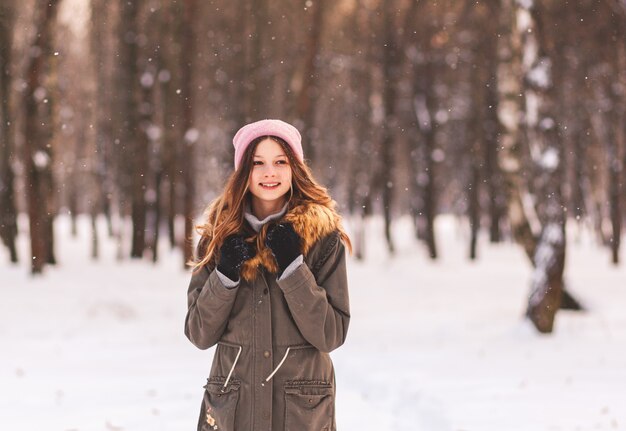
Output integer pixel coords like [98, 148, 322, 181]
[376, 0, 401, 254]
[410, 5, 439, 259]
[295, 0, 325, 165]
[0, 0, 18, 263]
[115, 0, 147, 258]
[482, 0, 506, 244]
[23, 0, 61, 274]
[467, 27, 483, 260]
[244, 0, 268, 121]
[345, 0, 375, 260]
[90, 0, 116, 259]
[181, 0, 197, 267]
[158, 1, 181, 250]
[603, 7, 625, 264]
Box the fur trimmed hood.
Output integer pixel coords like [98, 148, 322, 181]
[239, 201, 343, 282]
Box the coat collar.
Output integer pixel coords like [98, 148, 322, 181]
[239, 200, 342, 282]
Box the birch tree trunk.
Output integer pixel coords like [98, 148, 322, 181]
[497, 0, 535, 255]
[516, 1, 566, 333]
[498, 0, 562, 332]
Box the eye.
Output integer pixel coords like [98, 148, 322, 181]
[253, 161, 263, 166]
[276, 160, 288, 165]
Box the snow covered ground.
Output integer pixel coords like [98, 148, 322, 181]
[1, 214, 625, 431]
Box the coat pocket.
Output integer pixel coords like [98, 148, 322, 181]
[284, 381, 334, 431]
[198, 377, 240, 431]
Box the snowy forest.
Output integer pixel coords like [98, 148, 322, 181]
[0, 0, 626, 332]
[3, 0, 625, 328]
[1, 1, 626, 429]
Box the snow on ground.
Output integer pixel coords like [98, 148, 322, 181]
[1, 214, 625, 431]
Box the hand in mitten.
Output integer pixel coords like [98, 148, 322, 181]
[216, 234, 255, 282]
[265, 222, 302, 276]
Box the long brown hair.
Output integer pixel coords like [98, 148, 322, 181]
[190, 135, 352, 274]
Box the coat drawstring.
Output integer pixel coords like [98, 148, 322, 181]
[222, 345, 291, 389]
[265, 347, 291, 382]
[223, 345, 243, 391]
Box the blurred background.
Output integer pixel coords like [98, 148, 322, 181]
[1, 0, 626, 430]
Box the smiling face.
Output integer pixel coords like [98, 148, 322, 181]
[247, 137, 293, 217]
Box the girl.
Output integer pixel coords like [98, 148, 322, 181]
[185, 119, 352, 431]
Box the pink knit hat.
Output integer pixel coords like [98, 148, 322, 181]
[232, 119, 303, 171]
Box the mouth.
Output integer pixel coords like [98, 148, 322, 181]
[260, 182, 280, 189]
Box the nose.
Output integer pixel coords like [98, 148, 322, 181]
[263, 164, 277, 177]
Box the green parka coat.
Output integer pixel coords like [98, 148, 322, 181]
[185, 202, 350, 431]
